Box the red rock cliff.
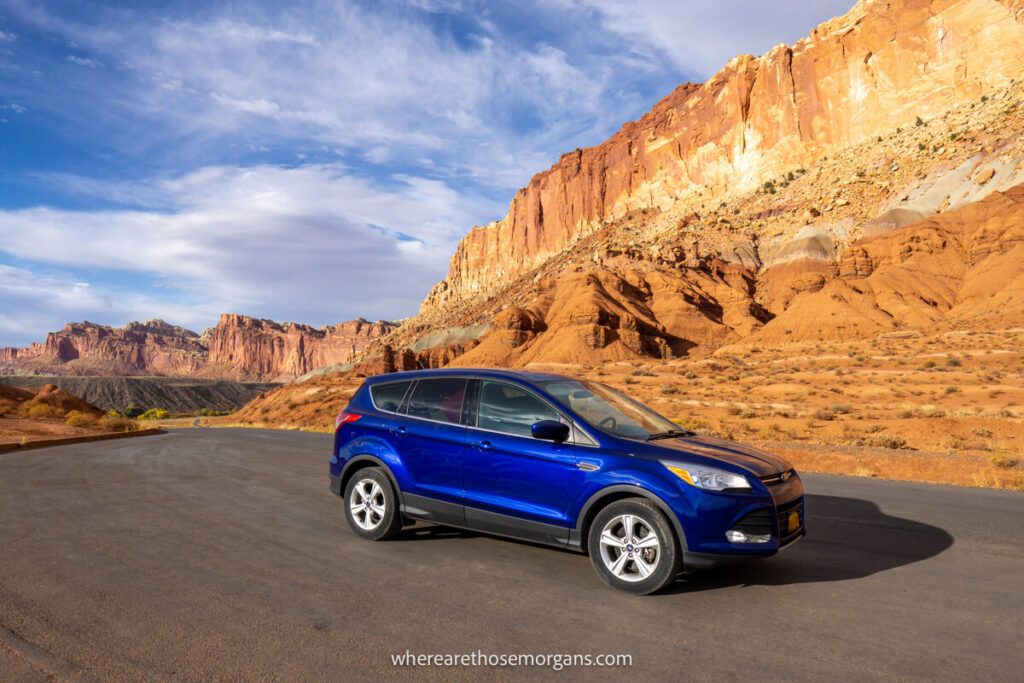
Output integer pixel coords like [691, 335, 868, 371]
[0, 315, 397, 381]
[203, 314, 396, 380]
[422, 0, 1024, 309]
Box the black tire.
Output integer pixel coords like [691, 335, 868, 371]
[343, 467, 403, 540]
[587, 497, 681, 595]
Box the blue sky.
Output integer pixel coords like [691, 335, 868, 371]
[0, 0, 853, 346]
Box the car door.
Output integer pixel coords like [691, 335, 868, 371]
[394, 377, 469, 526]
[463, 379, 577, 545]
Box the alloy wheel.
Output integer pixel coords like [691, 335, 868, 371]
[349, 478, 386, 531]
[598, 514, 661, 582]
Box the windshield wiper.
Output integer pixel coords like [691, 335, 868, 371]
[647, 428, 695, 441]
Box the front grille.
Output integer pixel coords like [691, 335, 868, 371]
[730, 508, 772, 536]
[759, 469, 796, 486]
[776, 497, 805, 545]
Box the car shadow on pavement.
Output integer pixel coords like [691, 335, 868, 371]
[670, 493, 954, 593]
[397, 524, 482, 541]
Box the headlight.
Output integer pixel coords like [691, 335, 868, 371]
[664, 463, 751, 491]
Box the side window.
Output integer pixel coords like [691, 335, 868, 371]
[406, 378, 468, 425]
[477, 381, 562, 438]
[369, 381, 411, 413]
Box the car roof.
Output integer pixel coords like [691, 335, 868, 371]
[363, 367, 574, 385]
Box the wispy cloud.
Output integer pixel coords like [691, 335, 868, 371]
[65, 54, 100, 68]
[0, 164, 493, 344]
[568, 0, 853, 76]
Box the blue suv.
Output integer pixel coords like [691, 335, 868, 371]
[329, 368, 804, 594]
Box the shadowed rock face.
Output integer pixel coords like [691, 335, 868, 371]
[422, 0, 1024, 311]
[0, 315, 397, 381]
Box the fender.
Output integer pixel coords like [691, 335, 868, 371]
[338, 454, 404, 506]
[569, 484, 688, 553]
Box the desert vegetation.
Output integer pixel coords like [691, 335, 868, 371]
[0, 383, 140, 444]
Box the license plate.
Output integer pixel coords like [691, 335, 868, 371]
[788, 510, 800, 533]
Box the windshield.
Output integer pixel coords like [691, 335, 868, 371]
[541, 380, 680, 440]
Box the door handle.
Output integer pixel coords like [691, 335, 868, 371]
[391, 426, 407, 436]
[476, 440, 494, 451]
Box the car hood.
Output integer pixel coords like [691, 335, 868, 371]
[638, 435, 792, 477]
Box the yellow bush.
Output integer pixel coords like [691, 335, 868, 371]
[98, 414, 139, 432]
[27, 403, 58, 419]
[65, 410, 97, 428]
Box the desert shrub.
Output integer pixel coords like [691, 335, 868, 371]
[867, 434, 908, 449]
[27, 403, 58, 419]
[989, 456, 1018, 469]
[943, 386, 959, 395]
[725, 405, 742, 416]
[864, 424, 884, 433]
[0, 398, 19, 415]
[946, 356, 962, 367]
[631, 368, 655, 377]
[973, 428, 994, 438]
[139, 408, 170, 420]
[99, 414, 139, 432]
[831, 403, 853, 415]
[921, 360, 936, 369]
[65, 410, 97, 428]
[813, 408, 836, 421]
[659, 385, 679, 395]
[676, 418, 713, 435]
[739, 409, 758, 419]
[946, 436, 967, 450]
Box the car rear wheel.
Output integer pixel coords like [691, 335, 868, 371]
[588, 497, 681, 595]
[343, 468, 403, 540]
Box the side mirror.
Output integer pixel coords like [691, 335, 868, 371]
[532, 420, 570, 443]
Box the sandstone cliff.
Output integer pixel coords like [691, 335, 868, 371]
[203, 314, 396, 380]
[0, 315, 397, 381]
[423, 0, 1024, 310]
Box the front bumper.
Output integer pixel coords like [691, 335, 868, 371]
[684, 527, 804, 570]
[673, 475, 806, 568]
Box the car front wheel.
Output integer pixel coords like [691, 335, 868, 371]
[587, 497, 681, 595]
[343, 467, 403, 540]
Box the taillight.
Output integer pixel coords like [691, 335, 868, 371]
[335, 411, 362, 431]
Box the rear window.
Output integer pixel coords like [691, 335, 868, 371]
[406, 378, 468, 425]
[369, 381, 411, 413]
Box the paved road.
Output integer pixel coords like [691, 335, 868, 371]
[0, 429, 1021, 681]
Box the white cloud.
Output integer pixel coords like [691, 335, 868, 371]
[0, 265, 222, 345]
[65, 54, 100, 68]
[571, 0, 854, 76]
[0, 164, 494, 344]
[2, 0, 646, 192]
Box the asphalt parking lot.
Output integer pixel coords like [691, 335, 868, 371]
[1, 428, 1021, 680]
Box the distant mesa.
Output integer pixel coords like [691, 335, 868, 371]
[0, 314, 397, 382]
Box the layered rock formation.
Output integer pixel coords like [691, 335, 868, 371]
[423, 0, 1024, 310]
[203, 314, 397, 380]
[0, 315, 397, 381]
[0, 320, 207, 377]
